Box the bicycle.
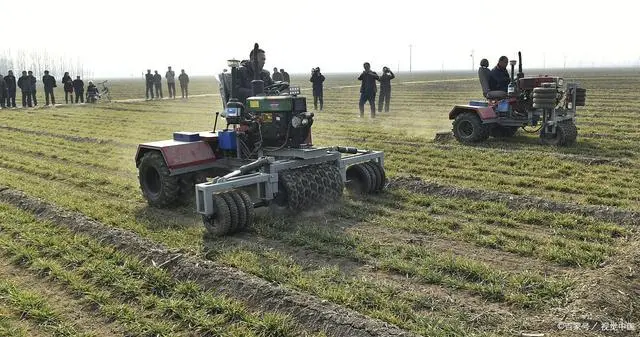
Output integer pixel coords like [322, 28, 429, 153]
[97, 80, 111, 102]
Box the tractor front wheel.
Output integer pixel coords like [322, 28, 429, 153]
[452, 112, 490, 144]
[540, 121, 577, 146]
[138, 151, 181, 207]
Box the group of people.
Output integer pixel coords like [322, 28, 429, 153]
[232, 46, 396, 117]
[144, 67, 190, 100]
[0, 70, 96, 108]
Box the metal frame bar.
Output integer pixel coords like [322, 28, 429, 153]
[195, 149, 385, 216]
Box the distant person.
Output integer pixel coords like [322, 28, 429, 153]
[17, 71, 33, 107]
[86, 81, 99, 103]
[4, 70, 17, 108]
[42, 70, 57, 106]
[272, 66, 283, 82]
[279, 68, 290, 83]
[28, 70, 37, 106]
[489, 56, 510, 92]
[357, 62, 379, 118]
[62, 72, 73, 104]
[236, 46, 273, 103]
[0, 73, 6, 108]
[72, 76, 84, 103]
[377, 66, 394, 113]
[145, 69, 154, 100]
[165, 66, 176, 99]
[178, 69, 189, 99]
[309, 67, 325, 110]
[153, 70, 163, 99]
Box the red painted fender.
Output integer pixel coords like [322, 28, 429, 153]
[135, 139, 217, 173]
[448, 105, 497, 121]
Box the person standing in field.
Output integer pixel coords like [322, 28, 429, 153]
[61, 72, 73, 104]
[178, 69, 189, 99]
[377, 66, 394, 113]
[72, 76, 84, 103]
[0, 73, 6, 108]
[280, 68, 290, 83]
[145, 69, 154, 100]
[42, 70, 57, 106]
[4, 70, 17, 108]
[17, 71, 33, 107]
[357, 62, 379, 118]
[309, 67, 325, 110]
[153, 70, 163, 99]
[272, 67, 283, 82]
[165, 66, 176, 99]
[28, 70, 38, 106]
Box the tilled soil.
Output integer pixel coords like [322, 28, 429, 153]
[387, 175, 640, 226]
[0, 186, 418, 337]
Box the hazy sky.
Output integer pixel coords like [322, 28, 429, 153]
[3, 0, 639, 78]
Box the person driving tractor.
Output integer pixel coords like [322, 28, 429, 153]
[236, 47, 274, 104]
[489, 56, 510, 92]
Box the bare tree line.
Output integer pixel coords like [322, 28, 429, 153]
[0, 49, 93, 79]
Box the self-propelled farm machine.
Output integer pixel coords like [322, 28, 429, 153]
[134, 44, 386, 236]
[449, 52, 586, 146]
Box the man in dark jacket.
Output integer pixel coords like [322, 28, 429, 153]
[272, 67, 283, 82]
[153, 70, 163, 99]
[279, 68, 290, 83]
[489, 56, 510, 92]
[4, 70, 17, 108]
[357, 62, 379, 118]
[17, 71, 33, 107]
[145, 69, 154, 100]
[178, 69, 189, 99]
[42, 70, 57, 105]
[28, 71, 37, 106]
[236, 47, 273, 104]
[72, 76, 84, 103]
[0, 73, 6, 108]
[310, 67, 325, 110]
[378, 66, 395, 112]
[61, 72, 73, 104]
[166, 66, 176, 99]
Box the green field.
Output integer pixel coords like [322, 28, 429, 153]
[0, 69, 638, 337]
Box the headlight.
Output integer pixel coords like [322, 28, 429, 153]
[291, 115, 302, 128]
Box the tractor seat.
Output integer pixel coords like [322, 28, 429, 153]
[485, 90, 507, 100]
[478, 66, 508, 100]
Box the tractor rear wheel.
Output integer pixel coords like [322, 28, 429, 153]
[452, 112, 490, 144]
[138, 151, 181, 207]
[490, 126, 519, 138]
[540, 120, 577, 146]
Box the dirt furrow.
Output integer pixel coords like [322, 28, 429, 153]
[387, 176, 640, 226]
[0, 186, 419, 337]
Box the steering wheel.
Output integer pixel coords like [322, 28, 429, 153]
[264, 81, 290, 95]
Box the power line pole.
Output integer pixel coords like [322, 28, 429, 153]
[409, 44, 412, 73]
[470, 49, 474, 71]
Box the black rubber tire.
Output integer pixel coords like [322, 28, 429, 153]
[490, 126, 519, 138]
[452, 112, 490, 144]
[346, 164, 372, 194]
[276, 169, 304, 210]
[532, 98, 556, 105]
[367, 161, 386, 192]
[363, 162, 382, 193]
[360, 162, 378, 194]
[229, 191, 247, 232]
[220, 193, 239, 233]
[237, 190, 254, 229]
[203, 194, 231, 237]
[540, 121, 578, 146]
[138, 151, 180, 207]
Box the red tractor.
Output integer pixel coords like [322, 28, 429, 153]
[449, 52, 586, 146]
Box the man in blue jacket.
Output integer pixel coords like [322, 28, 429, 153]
[489, 56, 510, 92]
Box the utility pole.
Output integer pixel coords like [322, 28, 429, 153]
[409, 44, 412, 73]
[470, 49, 474, 71]
[564, 55, 567, 70]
